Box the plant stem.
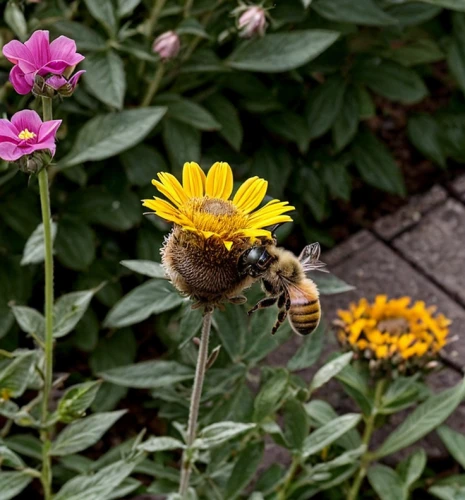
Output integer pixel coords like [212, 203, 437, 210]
[347, 378, 386, 500]
[146, 0, 167, 37]
[141, 63, 165, 107]
[179, 309, 213, 497]
[39, 96, 54, 500]
[278, 456, 300, 500]
[184, 0, 194, 18]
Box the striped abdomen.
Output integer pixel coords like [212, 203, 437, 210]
[288, 279, 320, 336]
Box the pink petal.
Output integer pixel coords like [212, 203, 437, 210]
[0, 118, 20, 141]
[0, 142, 23, 162]
[49, 36, 85, 66]
[24, 30, 51, 68]
[11, 110, 43, 135]
[2, 40, 37, 73]
[45, 75, 67, 90]
[68, 70, 85, 87]
[38, 119, 61, 143]
[9, 66, 33, 95]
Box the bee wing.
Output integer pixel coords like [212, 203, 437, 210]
[298, 243, 328, 273]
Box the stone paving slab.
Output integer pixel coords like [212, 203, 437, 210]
[393, 198, 465, 307]
[373, 185, 447, 241]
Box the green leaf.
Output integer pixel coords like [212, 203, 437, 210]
[83, 0, 117, 35]
[367, 464, 407, 500]
[306, 76, 346, 140]
[397, 448, 427, 488]
[228, 31, 340, 72]
[417, 0, 465, 10]
[4, 2, 27, 41]
[312, 273, 354, 295]
[51, 410, 126, 456]
[375, 378, 465, 458]
[54, 459, 137, 500]
[194, 422, 256, 449]
[283, 398, 309, 450]
[162, 119, 201, 173]
[322, 159, 352, 201]
[165, 98, 221, 131]
[120, 260, 166, 279]
[225, 441, 264, 499]
[0, 471, 32, 500]
[309, 352, 353, 393]
[10, 306, 45, 341]
[99, 360, 194, 389]
[302, 413, 361, 459]
[312, 0, 397, 25]
[205, 94, 243, 151]
[56, 218, 95, 271]
[83, 51, 126, 109]
[104, 279, 183, 328]
[120, 144, 167, 186]
[354, 58, 428, 104]
[332, 85, 359, 151]
[54, 290, 95, 338]
[59, 108, 167, 169]
[438, 426, 465, 470]
[352, 131, 406, 195]
[0, 351, 36, 398]
[21, 221, 57, 266]
[138, 436, 185, 452]
[287, 322, 325, 371]
[408, 115, 446, 168]
[57, 381, 102, 423]
[253, 369, 289, 421]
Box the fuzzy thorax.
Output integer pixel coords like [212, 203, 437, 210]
[162, 225, 256, 305]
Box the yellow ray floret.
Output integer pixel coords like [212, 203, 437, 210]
[142, 161, 294, 249]
[337, 295, 450, 364]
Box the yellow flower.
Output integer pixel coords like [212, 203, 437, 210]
[143, 161, 295, 306]
[336, 295, 451, 372]
[143, 161, 294, 251]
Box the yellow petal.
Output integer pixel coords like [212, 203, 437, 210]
[182, 162, 205, 197]
[233, 177, 268, 213]
[205, 162, 233, 199]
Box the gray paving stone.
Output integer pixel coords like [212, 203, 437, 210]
[373, 185, 447, 241]
[393, 198, 465, 307]
[449, 173, 465, 202]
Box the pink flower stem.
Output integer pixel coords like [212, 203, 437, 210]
[179, 309, 213, 497]
[39, 96, 54, 500]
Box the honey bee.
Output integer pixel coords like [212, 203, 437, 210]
[238, 241, 327, 336]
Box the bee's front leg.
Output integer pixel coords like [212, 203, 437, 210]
[248, 296, 278, 315]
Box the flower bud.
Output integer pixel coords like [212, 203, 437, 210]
[152, 31, 180, 60]
[237, 6, 267, 38]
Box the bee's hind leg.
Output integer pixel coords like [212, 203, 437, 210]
[248, 296, 278, 315]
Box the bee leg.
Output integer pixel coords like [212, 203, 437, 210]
[271, 308, 288, 335]
[248, 296, 278, 315]
[228, 295, 247, 305]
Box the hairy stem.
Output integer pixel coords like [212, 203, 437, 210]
[141, 63, 165, 107]
[179, 309, 213, 496]
[347, 378, 386, 500]
[39, 96, 54, 500]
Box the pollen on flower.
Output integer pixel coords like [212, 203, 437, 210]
[18, 128, 36, 140]
[142, 161, 295, 305]
[336, 295, 451, 374]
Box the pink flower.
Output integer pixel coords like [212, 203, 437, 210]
[237, 6, 267, 38]
[152, 31, 180, 60]
[0, 110, 61, 162]
[2, 30, 84, 95]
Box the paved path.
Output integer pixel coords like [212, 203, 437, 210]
[268, 175, 465, 462]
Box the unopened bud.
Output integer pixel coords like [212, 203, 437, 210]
[152, 31, 180, 60]
[237, 6, 267, 38]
